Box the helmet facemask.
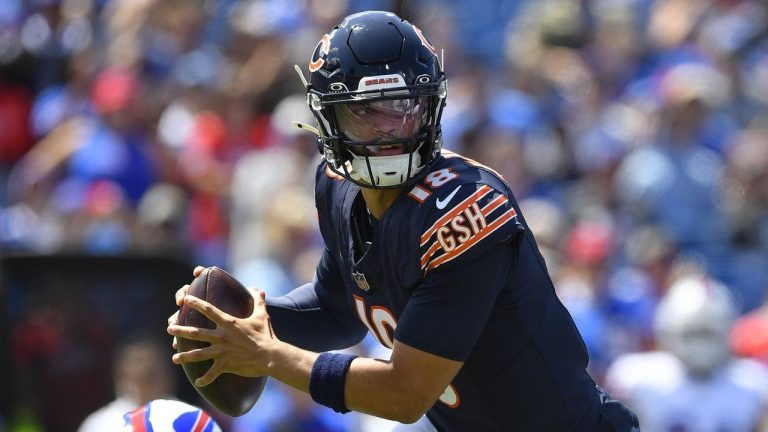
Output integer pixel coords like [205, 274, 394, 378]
[299, 11, 448, 188]
[310, 80, 447, 189]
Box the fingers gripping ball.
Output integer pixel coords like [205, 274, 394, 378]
[176, 267, 268, 416]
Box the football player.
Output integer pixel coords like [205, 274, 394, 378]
[79, 335, 176, 432]
[168, 11, 639, 431]
[606, 275, 768, 432]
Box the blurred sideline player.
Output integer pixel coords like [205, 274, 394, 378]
[122, 399, 221, 432]
[78, 335, 176, 432]
[606, 275, 768, 432]
[168, 11, 639, 431]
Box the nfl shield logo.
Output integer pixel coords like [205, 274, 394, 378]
[352, 271, 371, 292]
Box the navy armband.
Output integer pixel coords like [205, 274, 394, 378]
[309, 352, 358, 413]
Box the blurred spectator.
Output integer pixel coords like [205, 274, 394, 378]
[0, 63, 33, 207]
[600, 225, 676, 359]
[732, 288, 768, 366]
[518, 197, 566, 272]
[614, 61, 733, 251]
[3, 0, 768, 430]
[554, 215, 618, 377]
[0, 69, 33, 159]
[227, 94, 320, 284]
[10, 271, 114, 432]
[78, 334, 176, 432]
[606, 274, 768, 431]
[134, 182, 189, 249]
[717, 118, 768, 310]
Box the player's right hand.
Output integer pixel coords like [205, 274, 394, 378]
[168, 266, 207, 349]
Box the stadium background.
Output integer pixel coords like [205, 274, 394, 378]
[2, 0, 768, 430]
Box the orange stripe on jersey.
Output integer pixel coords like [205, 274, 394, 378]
[420, 241, 442, 268]
[481, 194, 508, 216]
[420, 185, 493, 246]
[420, 195, 509, 268]
[426, 208, 518, 271]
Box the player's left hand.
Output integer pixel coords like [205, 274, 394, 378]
[167, 266, 206, 350]
[167, 286, 277, 387]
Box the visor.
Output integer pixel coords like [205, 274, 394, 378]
[334, 97, 429, 144]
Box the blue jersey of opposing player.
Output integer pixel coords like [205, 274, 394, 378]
[267, 152, 637, 431]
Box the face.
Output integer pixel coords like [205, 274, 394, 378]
[334, 97, 429, 156]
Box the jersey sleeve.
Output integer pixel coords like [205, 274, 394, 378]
[395, 241, 515, 361]
[266, 247, 368, 351]
[418, 182, 524, 274]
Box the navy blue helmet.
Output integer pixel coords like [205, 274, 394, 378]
[303, 11, 447, 189]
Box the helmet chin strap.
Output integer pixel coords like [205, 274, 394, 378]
[290, 117, 429, 188]
[347, 144, 424, 187]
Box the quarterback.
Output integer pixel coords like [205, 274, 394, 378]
[168, 11, 639, 432]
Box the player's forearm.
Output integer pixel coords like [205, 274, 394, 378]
[344, 356, 435, 423]
[265, 341, 432, 423]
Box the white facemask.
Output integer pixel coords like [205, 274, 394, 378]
[345, 146, 424, 187]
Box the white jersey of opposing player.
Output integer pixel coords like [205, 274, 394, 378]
[605, 351, 768, 432]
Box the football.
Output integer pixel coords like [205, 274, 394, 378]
[176, 266, 268, 417]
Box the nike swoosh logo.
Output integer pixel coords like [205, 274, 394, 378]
[436, 185, 462, 210]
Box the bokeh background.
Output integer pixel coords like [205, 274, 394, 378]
[2, 0, 768, 431]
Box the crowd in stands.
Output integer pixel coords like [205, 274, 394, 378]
[3, 0, 768, 430]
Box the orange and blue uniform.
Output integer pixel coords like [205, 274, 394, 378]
[267, 152, 639, 431]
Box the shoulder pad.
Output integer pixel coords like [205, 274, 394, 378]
[417, 181, 524, 273]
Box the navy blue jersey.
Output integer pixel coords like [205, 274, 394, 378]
[267, 151, 636, 431]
